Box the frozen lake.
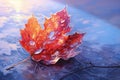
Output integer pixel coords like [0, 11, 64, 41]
[0, 0, 120, 80]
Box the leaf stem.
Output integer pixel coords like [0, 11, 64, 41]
[6, 56, 30, 70]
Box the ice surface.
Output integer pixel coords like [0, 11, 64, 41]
[0, 0, 120, 80]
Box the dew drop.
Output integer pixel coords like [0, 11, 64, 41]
[29, 41, 35, 46]
[61, 19, 65, 23]
[34, 48, 43, 54]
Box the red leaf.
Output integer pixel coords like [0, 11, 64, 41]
[20, 8, 85, 65]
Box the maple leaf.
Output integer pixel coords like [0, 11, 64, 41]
[20, 8, 84, 65]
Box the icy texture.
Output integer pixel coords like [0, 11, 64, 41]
[0, 0, 120, 80]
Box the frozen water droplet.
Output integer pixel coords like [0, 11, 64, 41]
[49, 57, 60, 64]
[34, 48, 43, 54]
[61, 19, 65, 23]
[52, 51, 59, 57]
[49, 32, 55, 40]
[29, 41, 35, 46]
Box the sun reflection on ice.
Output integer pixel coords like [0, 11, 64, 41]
[9, 0, 23, 12]
[10, 14, 30, 23]
[4, 0, 52, 13]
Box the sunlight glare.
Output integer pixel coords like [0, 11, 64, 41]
[9, 0, 23, 12]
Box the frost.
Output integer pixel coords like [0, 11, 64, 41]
[0, 40, 18, 55]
